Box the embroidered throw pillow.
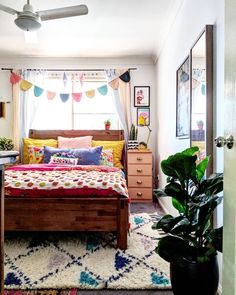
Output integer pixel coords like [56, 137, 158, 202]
[28, 145, 44, 164]
[69, 146, 103, 165]
[23, 138, 58, 164]
[92, 140, 125, 168]
[58, 136, 92, 149]
[49, 155, 78, 165]
[100, 149, 114, 167]
[43, 146, 70, 164]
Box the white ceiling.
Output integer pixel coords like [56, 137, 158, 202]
[0, 0, 183, 60]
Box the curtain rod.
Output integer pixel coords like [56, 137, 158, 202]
[1, 67, 137, 72]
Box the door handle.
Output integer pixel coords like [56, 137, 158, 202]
[214, 135, 234, 149]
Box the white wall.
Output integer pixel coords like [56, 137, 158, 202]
[0, 56, 156, 156]
[0, 71, 13, 138]
[155, 0, 224, 213]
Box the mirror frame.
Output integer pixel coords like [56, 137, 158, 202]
[190, 25, 213, 176]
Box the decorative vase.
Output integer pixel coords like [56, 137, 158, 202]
[105, 124, 110, 131]
[128, 140, 139, 150]
[170, 256, 219, 295]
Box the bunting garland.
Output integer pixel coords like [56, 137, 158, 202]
[9, 70, 130, 103]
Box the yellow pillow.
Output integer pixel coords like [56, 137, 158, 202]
[92, 140, 125, 168]
[23, 138, 58, 164]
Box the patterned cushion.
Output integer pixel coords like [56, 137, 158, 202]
[70, 146, 103, 165]
[58, 136, 92, 149]
[100, 149, 114, 167]
[49, 155, 78, 165]
[28, 145, 44, 164]
[92, 140, 125, 168]
[44, 146, 70, 164]
[23, 138, 57, 164]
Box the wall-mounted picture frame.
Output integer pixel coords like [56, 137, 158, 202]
[137, 108, 150, 126]
[176, 56, 190, 138]
[134, 86, 150, 107]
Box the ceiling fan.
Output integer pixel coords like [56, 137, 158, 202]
[0, 1, 88, 31]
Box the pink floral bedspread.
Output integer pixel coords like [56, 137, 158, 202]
[5, 164, 129, 198]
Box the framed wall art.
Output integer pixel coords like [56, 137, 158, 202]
[176, 56, 190, 138]
[137, 108, 150, 126]
[134, 86, 150, 107]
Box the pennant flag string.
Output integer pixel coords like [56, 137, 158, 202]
[9, 71, 130, 102]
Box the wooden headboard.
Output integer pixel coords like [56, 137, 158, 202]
[29, 129, 124, 141]
[28, 129, 126, 171]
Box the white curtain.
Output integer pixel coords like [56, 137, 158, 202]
[20, 70, 42, 138]
[105, 69, 131, 141]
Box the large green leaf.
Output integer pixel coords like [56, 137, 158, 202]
[156, 236, 197, 264]
[161, 153, 197, 182]
[164, 182, 188, 206]
[153, 215, 186, 235]
[206, 227, 223, 253]
[197, 173, 223, 196]
[170, 217, 190, 235]
[172, 198, 185, 214]
[182, 146, 199, 156]
[196, 156, 209, 182]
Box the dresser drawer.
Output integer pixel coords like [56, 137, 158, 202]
[128, 164, 152, 176]
[128, 188, 152, 200]
[128, 176, 152, 188]
[128, 152, 152, 164]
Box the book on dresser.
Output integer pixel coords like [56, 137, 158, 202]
[127, 150, 153, 202]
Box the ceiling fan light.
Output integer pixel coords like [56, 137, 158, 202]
[14, 15, 41, 31]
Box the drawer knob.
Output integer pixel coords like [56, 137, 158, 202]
[137, 192, 143, 197]
[137, 180, 142, 184]
[137, 157, 143, 161]
[137, 168, 143, 173]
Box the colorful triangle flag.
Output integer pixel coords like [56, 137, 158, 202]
[109, 78, 119, 90]
[85, 89, 95, 98]
[60, 93, 70, 102]
[72, 92, 82, 102]
[119, 71, 130, 82]
[97, 85, 108, 96]
[10, 72, 21, 84]
[34, 86, 44, 97]
[20, 80, 33, 91]
[47, 91, 56, 100]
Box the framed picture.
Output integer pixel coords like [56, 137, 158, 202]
[176, 56, 190, 138]
[137, 108, 150, 126]
[134, 86, 150, 107]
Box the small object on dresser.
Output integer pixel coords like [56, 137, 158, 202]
[128, 123, 138, 149]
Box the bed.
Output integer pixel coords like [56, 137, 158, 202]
[4, 129, 129, 250]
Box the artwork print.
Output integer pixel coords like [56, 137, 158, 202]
[137, 108, 150, 126]
[176, 56, 190, 138]
[134, 86, 150, 107]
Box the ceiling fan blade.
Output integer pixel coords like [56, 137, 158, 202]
[37, 4, 88, 21]
[0, 4, 19, 15]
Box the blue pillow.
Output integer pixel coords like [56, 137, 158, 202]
[69, 146, 103, 165]
[44, 146, 70, 163]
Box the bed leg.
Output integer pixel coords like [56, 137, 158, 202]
[117, 199, 128, 250]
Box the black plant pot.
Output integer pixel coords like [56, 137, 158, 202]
[170, 256, 219, 295]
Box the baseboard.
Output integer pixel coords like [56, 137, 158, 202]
[158, 199, 169, 214]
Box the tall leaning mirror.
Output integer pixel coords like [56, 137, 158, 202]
[190, 25, 213, 176]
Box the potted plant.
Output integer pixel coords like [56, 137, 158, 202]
[0, 137, 14, 150]
[152, 146, 223, 295]
[128, 123, 138, 149]
[104, 119, 111, 130]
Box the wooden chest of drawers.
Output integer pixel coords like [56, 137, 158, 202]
[127, 150, 153, 202]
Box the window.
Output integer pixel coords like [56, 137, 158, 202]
[30, 71, 120, 130]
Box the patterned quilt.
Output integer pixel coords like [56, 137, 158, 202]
[5, 164, 128, 198]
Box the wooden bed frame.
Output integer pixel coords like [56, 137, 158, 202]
[4, 130, 129, 250]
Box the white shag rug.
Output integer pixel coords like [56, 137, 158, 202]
[4, 213, 171, 290]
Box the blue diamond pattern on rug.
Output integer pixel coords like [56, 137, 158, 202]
[4, 213, 171, 290]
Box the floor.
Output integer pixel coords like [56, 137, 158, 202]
[6, 202, 174, 295]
